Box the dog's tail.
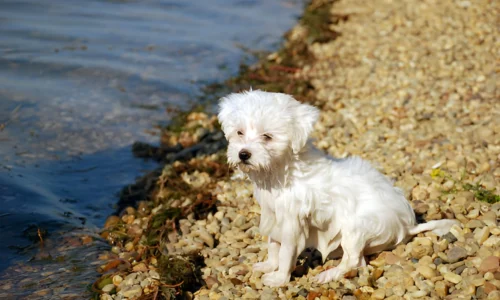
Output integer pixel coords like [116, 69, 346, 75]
[408, 219, 460, 237]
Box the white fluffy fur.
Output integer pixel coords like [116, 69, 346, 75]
[218, 90, 459, 287]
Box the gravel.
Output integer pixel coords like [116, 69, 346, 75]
[193, 0, 499, 298]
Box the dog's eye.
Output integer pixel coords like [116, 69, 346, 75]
[263, 134, 272, 141]
[237, 131, 243, 136]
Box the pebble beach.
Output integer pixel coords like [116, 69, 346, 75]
[93, 0, 499, 299]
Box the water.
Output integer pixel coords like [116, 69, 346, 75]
[0, 0, 302, 294]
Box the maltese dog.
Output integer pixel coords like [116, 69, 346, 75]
[217, 90, 458, 287]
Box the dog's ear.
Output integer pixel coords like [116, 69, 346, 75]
[290, 101, 319, 154]
[218, 95, 237, 136]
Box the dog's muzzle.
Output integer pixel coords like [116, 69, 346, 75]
[238, 149, 251, 162]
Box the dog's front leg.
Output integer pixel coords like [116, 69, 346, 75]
[261, 226, 306, 287]
[253, 237, 280, 273]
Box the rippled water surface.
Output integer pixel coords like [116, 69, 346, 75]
[0, 0, 302, 295]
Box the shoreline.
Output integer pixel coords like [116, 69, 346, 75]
[94, 0, 499, 299]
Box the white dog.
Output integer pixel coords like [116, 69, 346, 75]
[217, 90, 458, 287]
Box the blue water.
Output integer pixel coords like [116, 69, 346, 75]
[0, 0, 303, 281]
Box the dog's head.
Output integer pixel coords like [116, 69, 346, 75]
[218, 90, 319, 172]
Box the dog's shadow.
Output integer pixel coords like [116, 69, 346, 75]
[291, 248, 326, 279]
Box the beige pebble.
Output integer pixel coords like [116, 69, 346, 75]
[101, 284, 115, 293]
[120, 285, 142, 298]
[483, 236, 500, 248]
[112, 275, 123, 286]
[195, 229, 215, 248]
[444, 272, 462, 284]
[231, 242, 248, 249]
[475, 227, 491, 245]
[410, 290, 428, 298]
[417, 265, 436, 279]
[435, 281, 448, 297]
[372, 289, 385, 299]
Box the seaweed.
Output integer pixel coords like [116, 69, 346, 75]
[462, 183, 500, 204]
[156, 252, 205, 298]
[431, 168, 499, 204]
[225, 0, 341, 105]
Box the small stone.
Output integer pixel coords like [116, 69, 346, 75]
[479, 211, 497, 223]
[112, 275, 123, 286]
[484, 282, 497, 294]
[443, 272, 462, 284]
[466, 220, 484, 228]
[435, 281, 448, 297]
[378, 252, 401, 264]
[411, 245, 433, 259]
[205, 276, 219, 289]
[464, 283, 476, 296]
[167, 230, 178, 243]
[132, 262, 148, 272]
[141, 277, 153, 288]
[233, 214, 246, 227]
[412, 185, 429, 200]
[242, 289, 260, 299]
[413, 201, 429, 214]
[447, 247, 468, 263]
[392, 285, 405, 296]
[454, 265, 466, 275]
[434, 258, 443, 266]
[417, 265, 436, 279]
[122, 273, 138, 286]
[231, 241, 248, 249]
[483, 236, 500, 247]
[298, 288, 308, 297]
[229, 265, 249, 276]
[196, 229, 214, 248]
[358, 274, 370, 286]
[472, 277, 485, 287]
[442, 232, 458, 243]
[476, 287, 487, 299]
[101, 284, 115, 293]
[372, 268, 384, 281]
[372, 289, 385, 299]
[442, 180, 455, 191]
[307, 291, 321, 300]
[120, 285, 142, 298]
[450, 225, 465, 242]
[479, 256, 499, 273]
[457, 191, 475, 202]
[369, 256, 385, 267]
[410, 290, 428, 298]
[474, 227, 490, 245]
[100, 294, 113, 300]
[385, 253, 401, 265]
[214, 211, 224, 221]
[149, 270, 160, 280]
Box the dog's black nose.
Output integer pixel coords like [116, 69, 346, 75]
[239, 150, 251, 161]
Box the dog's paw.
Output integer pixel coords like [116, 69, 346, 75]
[315, 267, 344, 284]
[261, 271, 290, 287]
[253, 262, 278, 274]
